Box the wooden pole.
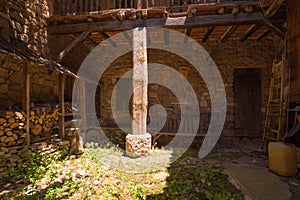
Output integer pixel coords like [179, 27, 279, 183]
[59, 73, 66, 139]
[23, 63, 30, 146]
[79, 80, 86, 143]
[132, 26, 148, 135]
[126, 26, 151, 157]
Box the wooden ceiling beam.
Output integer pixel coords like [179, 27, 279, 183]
[256, 29, 271, 41]
[221, 25, 238, 43]
[202, 26, 214, 43]
[240, 23, 263, 42]
[265, 0, 285, 17]
[49, 12, 264, 35]
[57, 31, 90, 62]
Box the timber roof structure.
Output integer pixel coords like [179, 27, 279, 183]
[48, 0, 287, 69]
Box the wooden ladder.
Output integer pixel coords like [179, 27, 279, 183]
[262, 57, 290, 148]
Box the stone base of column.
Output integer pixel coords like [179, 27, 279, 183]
[126, 133, 152, 158]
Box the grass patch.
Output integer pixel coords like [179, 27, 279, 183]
[0, 144, 242, 199]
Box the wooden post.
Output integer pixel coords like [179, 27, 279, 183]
[137, 0, 142, 9]
[23, 63, 30, 146]
[126, 26, 151, 157]
[79, 80, 86, 143]
[132, 26, 148, 136]
[59, 73, 66, 140]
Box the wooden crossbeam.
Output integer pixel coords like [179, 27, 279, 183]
[57, 31, 90, 61]
[49, 12, 264, 35]
[240, 23, 263, 42]
[202, 26, 214, 43]
[256, 29, 271, 41]
[221, 25, 238, 42]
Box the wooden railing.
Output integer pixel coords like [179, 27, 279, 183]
[50, 0, 260, 16]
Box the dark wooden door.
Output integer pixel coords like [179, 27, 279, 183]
[234, 68, 261, 136]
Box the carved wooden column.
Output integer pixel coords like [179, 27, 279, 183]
[126, 26, 151, 157]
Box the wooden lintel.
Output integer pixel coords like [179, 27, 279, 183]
[57, 31, 91, 62]
[49, 12, 264, 35]
[202, 26, 214, 43]
[263, 17, 286, 38]
[221, 25, 239, 43]
[59, 73, 66, 140]
[256, 29, 271, 41]
[240, 23, 263, 42]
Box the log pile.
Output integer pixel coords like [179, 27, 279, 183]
[0, 104, 60, 147]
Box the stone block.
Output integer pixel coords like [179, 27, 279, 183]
[126, 133, 152, 158]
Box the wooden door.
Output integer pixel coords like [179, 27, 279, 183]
[234, 68, 262, 136]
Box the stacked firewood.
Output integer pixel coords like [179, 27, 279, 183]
[0, 104, 60, 147]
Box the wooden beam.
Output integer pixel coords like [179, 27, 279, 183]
[240, 23, 263, 42]
[57, 31, 90, 62]
[256, 29, 271, 41]
[202, 26, 214, 43]
[49, 12, 264, 35]
[221, 25, 238, 43]
[263, 17, 286, 38]
[59, 73, 66, 140]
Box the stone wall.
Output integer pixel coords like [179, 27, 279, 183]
[0, 52, 60, 110]
[0, 0, 49, 56]
[0, 0, 59, 110]
[98, 39, 275, 136]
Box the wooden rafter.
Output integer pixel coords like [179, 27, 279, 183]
[49, 12, 264, 35]
[57, 31, 90, 62]
[240, 23, 263, 42]
[202, 26, 214, 43]
[256, 29, 271, 41]
[221, 25, 238, 43]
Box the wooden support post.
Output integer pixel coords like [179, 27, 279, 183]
[137, 0, 142, 9]
[23, 63, 30, 146]
[132, 26, 148, 135]
[126, 26, 151, 157]
[59, 73, 66, 140]
[79, 80, 86, 143]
